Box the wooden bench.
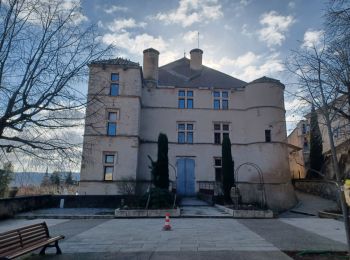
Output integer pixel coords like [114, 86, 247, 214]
[0, 222, 65, 260]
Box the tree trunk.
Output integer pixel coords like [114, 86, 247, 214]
[324, 115, 350, 254]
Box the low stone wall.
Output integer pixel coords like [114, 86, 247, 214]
[293, 180, 339, 201]
[0, 195, 53, 219]
[0, 195, 140, 220]
[52, 195, 139, 208]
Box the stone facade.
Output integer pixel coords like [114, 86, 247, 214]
[79, 48, 297, 211]
[287, 98, 350, 180]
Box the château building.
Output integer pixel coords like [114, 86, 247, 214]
[79, 48, 297, 211]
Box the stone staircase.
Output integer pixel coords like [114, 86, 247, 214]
[179, 197, 231, 218]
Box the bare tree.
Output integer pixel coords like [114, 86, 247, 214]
[286, 40, 350, 253]
[0, 0, 111, 168]
[325, 1, 350, 121]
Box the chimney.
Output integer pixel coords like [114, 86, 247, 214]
[190, 48, 203, 70]
[143, 48, 159, 87]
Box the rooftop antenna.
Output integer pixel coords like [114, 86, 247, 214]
[184, 49, 186, 58]
[197, 31, 200, 49]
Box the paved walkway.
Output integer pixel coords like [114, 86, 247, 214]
[0, 192, 346, 259]
[280, 191, 338, 218]
[0, 216, 347, 259]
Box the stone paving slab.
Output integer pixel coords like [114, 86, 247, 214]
[0, 218, 69, 233]
[239, 218, 347, 251]
[58, 219, 279, 253]
[279, 191, 338, 218]
[0, 216, 347, 259]
[25, 250, 292, 260]
[280, 218, 346, 244]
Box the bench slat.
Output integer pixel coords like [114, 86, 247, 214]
[21, 230, 48, 240]
[0, 223, 46, 236]
[0, 238, 21, 251]
[22, 235, 48, 247]
[0, 231, 20, 241]
[0, 234, 20, 245]
[0, 243, 21, 255]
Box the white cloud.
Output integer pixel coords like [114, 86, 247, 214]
[204, 51, 284, 82]
[105, 18, 146, 32]
[182, 30, 202, 44]
[238, 53, 284, 81]
[302, 29, 324, 48]
[154, 0, 223, 27]
[285, 98, 308, 111]
[239, 0, 250, 7]
[101, 31, 178, 65]
[258, 11, 295, 47]
[104, 5, 128, 14]
[224, 24, 232, 31]
[241, 24, 253, 37]
[219, 52, 260, 68]
[288, 2, 296, 9]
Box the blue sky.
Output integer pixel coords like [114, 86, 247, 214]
[79, 0, 326, 132]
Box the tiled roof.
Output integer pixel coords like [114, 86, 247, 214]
[158, 57, 247, 89]
[249, 76, 283, 85]
[90, 58, 140, 67]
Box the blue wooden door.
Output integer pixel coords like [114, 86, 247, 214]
[176, 158, 195, 196]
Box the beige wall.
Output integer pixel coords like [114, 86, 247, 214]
[79, 60, 297, 210]
[287, 121, 308, 179]
[79, 64, 142, 195]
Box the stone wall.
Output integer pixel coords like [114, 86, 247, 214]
[0, 195, 53, 219]
[0, 195, 139, 219]
[294, 180, 339, 201]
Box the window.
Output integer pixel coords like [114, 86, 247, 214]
[302, 123, 306, 134]
[110, 83, 119, 96]
[214, 123, 230, 144]
[178, 123, 194, 144]
[111, 73, 119, 82]
[303, 137, 308, 148]
[214, 157, 222, 182]
[103, 153, 115, 181]
[265, 129, 271, 142]
[213, 91, 229, 110]
[178, 90, 193, 109]
[107, 112, 118, 136]
[110, 73, 120, 96]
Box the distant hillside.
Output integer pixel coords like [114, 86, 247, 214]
[10, 172, 80, 187]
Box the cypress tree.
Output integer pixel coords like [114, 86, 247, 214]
[308, 104, 324, 178]
[157, 133, 169, 189]
[222, 135, 234, 202]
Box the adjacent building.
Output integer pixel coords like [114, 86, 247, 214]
[79, 48, 297, 211]
[288, 97, 350, 180]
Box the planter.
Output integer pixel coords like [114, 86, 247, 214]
[115, 207, 180, 218]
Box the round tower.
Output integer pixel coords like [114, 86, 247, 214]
[238, 76, 297, 211]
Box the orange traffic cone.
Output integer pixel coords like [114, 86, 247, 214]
[162, 212, 171, 231]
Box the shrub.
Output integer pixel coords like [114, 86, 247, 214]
[141, 188, 174, 209]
